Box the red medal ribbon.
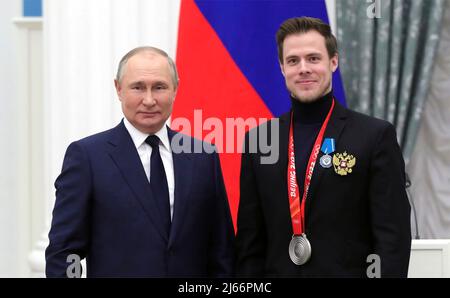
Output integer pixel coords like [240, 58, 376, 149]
[287, 99, 335, 235]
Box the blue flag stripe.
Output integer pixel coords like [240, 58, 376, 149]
[195, 0, 346, 116]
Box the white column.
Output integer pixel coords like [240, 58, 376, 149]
[10, 16, 44, 277]
[1, 0, 32, 278]
[29, 0, 181, 277]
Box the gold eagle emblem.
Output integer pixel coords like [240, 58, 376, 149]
[332, 151, 356, 176]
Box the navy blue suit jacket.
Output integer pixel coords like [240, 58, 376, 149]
[46, 121, 235, 277]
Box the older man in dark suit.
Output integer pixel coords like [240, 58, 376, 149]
[46, 46, 235, 277]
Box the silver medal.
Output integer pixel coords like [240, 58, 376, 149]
[289, 234, 312, 265]
[319, 154, 332, 168]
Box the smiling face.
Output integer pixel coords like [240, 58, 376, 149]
[280, 30, 338, 103]
[115, 51, 177, 134]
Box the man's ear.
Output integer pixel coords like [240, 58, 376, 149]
[331, 54, 339, 73]
[279, 62, 286, 77]
[173, 87, 178, 102]
[114, 79, 122, 101]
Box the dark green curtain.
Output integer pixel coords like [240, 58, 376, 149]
[336, 0, 445, 162]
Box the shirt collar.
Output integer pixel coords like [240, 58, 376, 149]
[123, 117, 170, 151]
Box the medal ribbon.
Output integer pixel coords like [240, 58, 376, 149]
[287, 99, 335, 235]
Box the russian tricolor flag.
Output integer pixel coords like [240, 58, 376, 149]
[172, 0, 346, 228]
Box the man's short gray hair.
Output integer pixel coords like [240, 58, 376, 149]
[115, 46, 179, 89]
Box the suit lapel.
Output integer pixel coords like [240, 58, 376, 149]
[305, 101, 348, 216]
[107, 121, 168, 242]
[167, 128, 193, 248]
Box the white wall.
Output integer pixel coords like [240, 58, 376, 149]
[0, 0, 29, 277]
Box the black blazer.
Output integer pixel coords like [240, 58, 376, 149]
[236, 101, 411, 277]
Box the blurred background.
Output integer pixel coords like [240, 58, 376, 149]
[0, 0, 449, 277]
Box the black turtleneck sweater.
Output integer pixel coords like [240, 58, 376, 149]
[292, 91, 333, 199]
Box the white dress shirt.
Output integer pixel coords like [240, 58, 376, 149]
[123, 118, 175, 220]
